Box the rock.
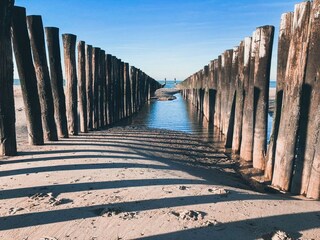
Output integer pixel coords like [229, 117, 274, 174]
[170, 210, 180, 218]
[208, 188, 230, 197]
[120, 211, 139, 220]
[203, 219, 225, 230]
[100, 207, 122, 217]
[170, 210, 205, 221]
[260, 230, 293, 240]
[179, 186, 188, 190]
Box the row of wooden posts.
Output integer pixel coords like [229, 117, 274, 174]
[0, 2, 161, 156]
[179, 0, 320, 200]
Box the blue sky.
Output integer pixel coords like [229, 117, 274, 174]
[15, 0, 299, 80]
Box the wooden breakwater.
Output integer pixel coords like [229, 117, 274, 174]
[179, 1, 320, 200]
[0, 2, 161, 155]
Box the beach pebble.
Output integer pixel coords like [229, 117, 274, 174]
[208, 188, 229, 197]
[170, 210, 205, 221]
[259, 230, 293, 240]
[39, 237, 58, 240]
[203, 219, 225, 230]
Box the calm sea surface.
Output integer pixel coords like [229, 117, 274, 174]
[123, 80, 273, 143]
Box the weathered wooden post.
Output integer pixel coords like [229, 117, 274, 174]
[123, 62, 128, 118]
[225, 47, 238, 148]
[120, 61, 125, 120]
[296, 0, 320, 199]
[214, 56, 222, 129]
[92, 47, 100, 129]
[63, 34, 78, 136]
[232, 41, 245, 153]
[45, 27, 68, 138]
[124, 63, 131, 117]
[106, 54, 112, 125]
[240, 35, 255, 162]
[272, 1, 311, 191]
[12, 6, 44, 145]
[99, 49, 106, 128]
[130, 66, 136, 114]
[77, 41, 87, 133]
[252, 25, 274, 170]
[207, 60, 216, 124]
[113, 57, 118, 121]
[0, 0, 17, 156]
[265, 13, 293, 180]
[111, 55, 115, 125]
[85, 44, 93, 130]
[222, 50, 233, 136]
[27, 15, 58, 141]
[102, 52, 108, 126]
[203, 65, 210, 121]
[136, 69, 141, 111]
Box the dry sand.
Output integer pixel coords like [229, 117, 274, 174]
[0, 87, 319, 240]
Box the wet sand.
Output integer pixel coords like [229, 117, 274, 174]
[153, 88, 181, 101]
[0, 87, 319, 240]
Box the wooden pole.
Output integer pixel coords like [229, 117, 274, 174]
[222, 50, 233, 136]
[225, 47, 238, 148]
[99, 49, 106, 128]
[112, 57, 119, 122]
[298, 0, 320, 199]
[203, 65, 210, 121]
[63, 34, 78, 136]
[123, 62, 128, 118]
[124, 63, 131, 117]
[102, 52, 108, 126]
[0, 0, 17, 156]
[27, 15, 58, 141]
[214, 56, 222, 130]
[45, 27, 68, 138]
[272, 2, 311, 191]
[85, 44, 93, 131]
[240, 34, 255, 162]
[130, 66, 136, 114]
[252, 25, 274, 170]
[136, 69, 141, 111]
[207, 60, 216, 124]
[12, 6, 44, 145]
[265, 13, 293, 180]
[111, 56, 116, 121]
[232, 41, 245, 153]
[77, 41, 87, 133]
[106, 54, 112, 125]
[92, 47, 100, 129]
[119, 61, 125, 119]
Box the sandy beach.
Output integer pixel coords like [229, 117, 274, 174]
[0, 87, 319, 240]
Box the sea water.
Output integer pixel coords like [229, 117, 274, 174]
[125, 80, 274, 143]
